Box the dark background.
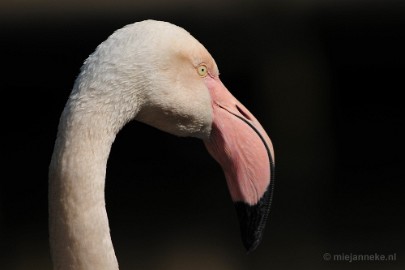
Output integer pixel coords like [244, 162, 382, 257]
[1, 1, 404, 269]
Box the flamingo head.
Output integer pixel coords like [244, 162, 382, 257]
[76, 20, 275, 252]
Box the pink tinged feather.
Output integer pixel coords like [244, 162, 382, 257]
[206, 106, 270, 205]
[203, 77, 274, 205]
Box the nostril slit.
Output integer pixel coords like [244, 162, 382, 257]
[236, 104, 252, 121]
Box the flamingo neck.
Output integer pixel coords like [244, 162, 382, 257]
[49, 109, 120, 270]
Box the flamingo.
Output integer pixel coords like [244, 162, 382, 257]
[49, 20, 275, 270]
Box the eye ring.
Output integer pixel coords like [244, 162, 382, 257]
[197, 64, 208, 77]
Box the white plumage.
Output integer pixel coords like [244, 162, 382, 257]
[49, 20, 218, 270]
[49, 19, 275, 270]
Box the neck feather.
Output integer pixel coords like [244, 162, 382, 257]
[49, 107, 120, 270]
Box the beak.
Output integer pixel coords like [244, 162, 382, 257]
[203, 76, 275, 252]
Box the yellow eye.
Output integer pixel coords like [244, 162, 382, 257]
[197, 64, 208, 77]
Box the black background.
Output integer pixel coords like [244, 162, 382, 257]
[1, 1, 404, 269]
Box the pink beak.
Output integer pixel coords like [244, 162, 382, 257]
[203, 76, 275, 252]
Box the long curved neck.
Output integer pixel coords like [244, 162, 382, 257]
[49, 108, 120, 270]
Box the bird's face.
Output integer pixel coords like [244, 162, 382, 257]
[135, 35, 217, 139]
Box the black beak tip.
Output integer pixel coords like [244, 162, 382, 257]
[236, 202, 265, 253]
[242, 231, 263, 253]
[234, 187, 273, 253]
